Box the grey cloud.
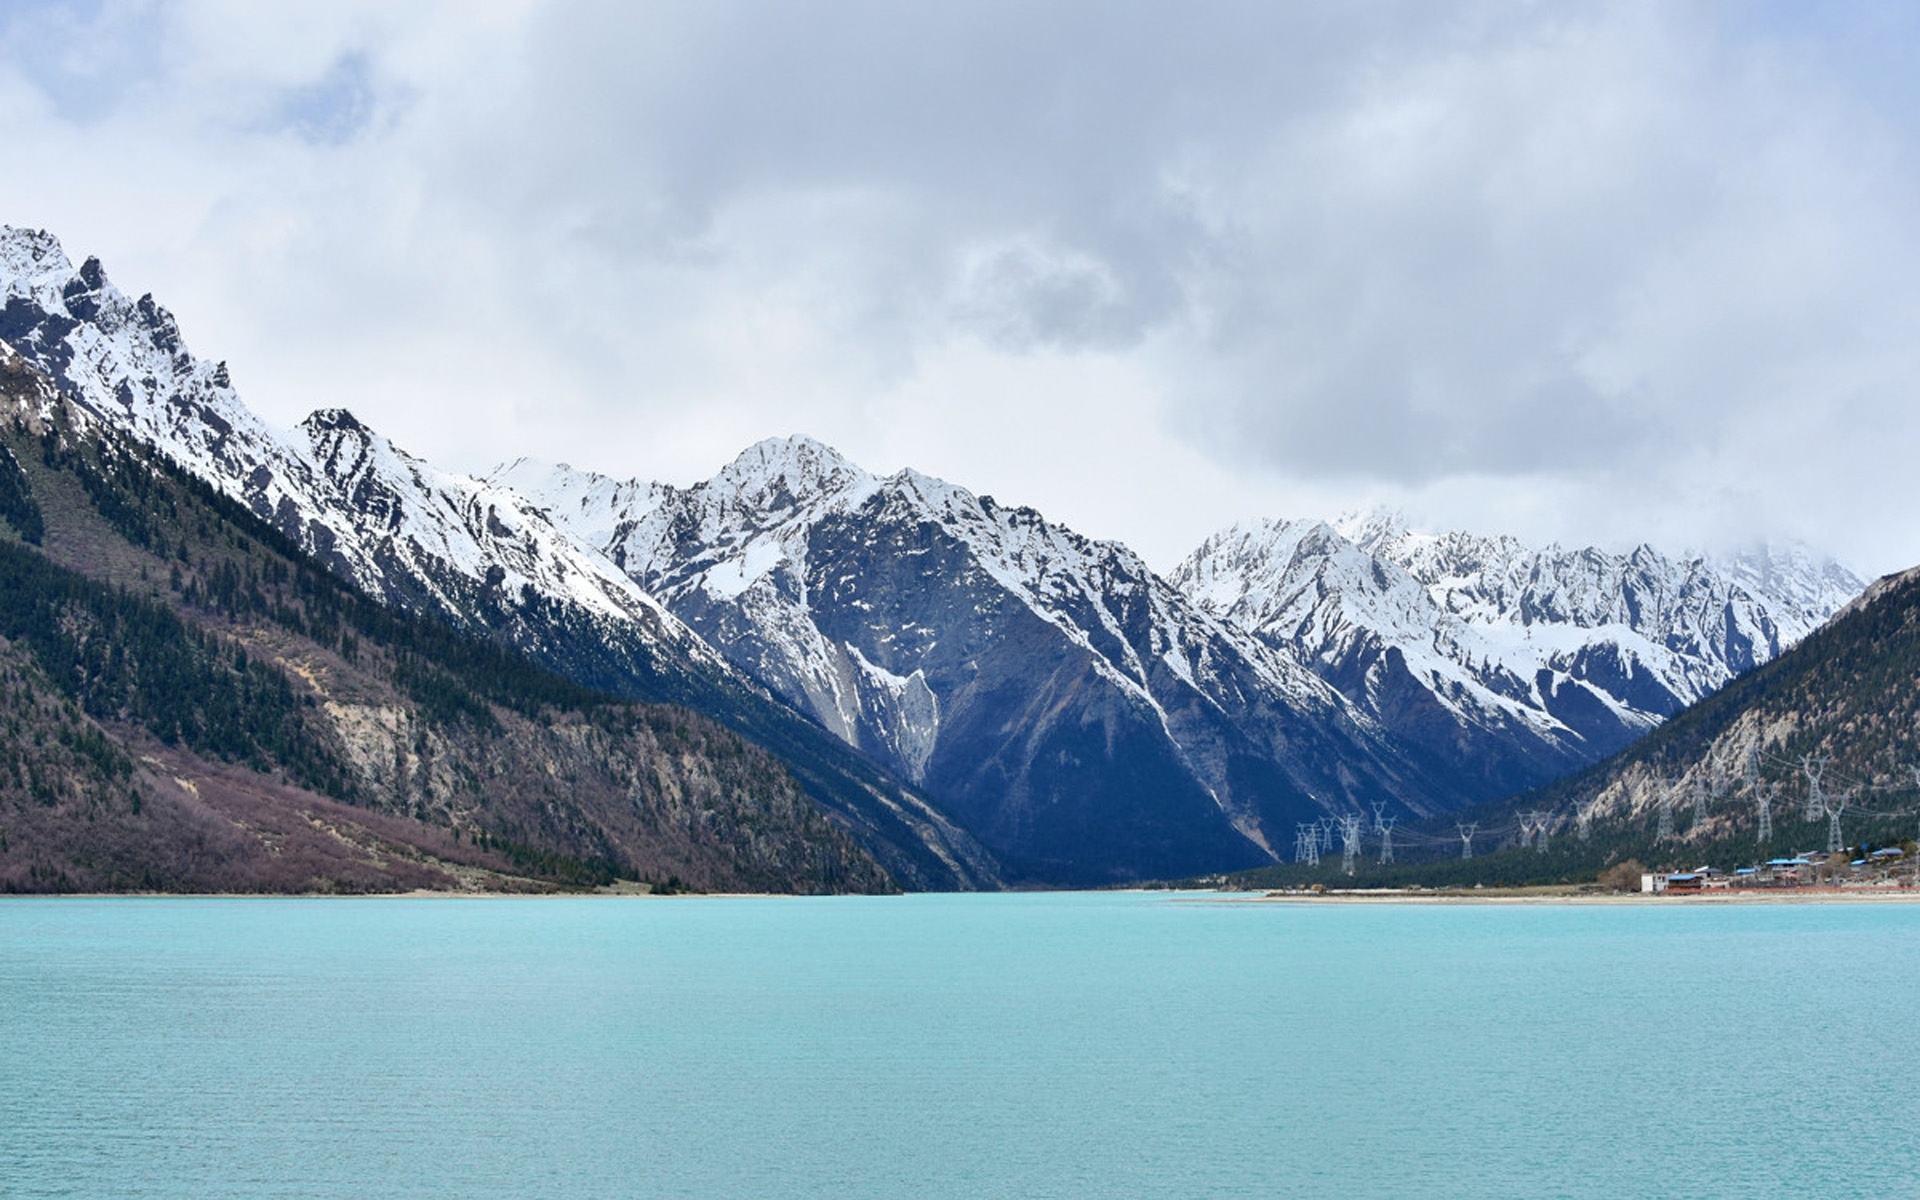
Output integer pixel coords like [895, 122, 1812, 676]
[3, 0, 1918, 574]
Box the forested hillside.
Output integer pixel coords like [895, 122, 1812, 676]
[1219, 562, 1920, 890]
[0, 346, 892, 894]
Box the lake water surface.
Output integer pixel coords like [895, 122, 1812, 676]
[3, 892, 1916, 1198]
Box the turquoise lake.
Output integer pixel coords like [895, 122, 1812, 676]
[3, 892, 1916, 1198]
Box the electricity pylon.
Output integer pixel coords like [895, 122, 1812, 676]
[1339, 814, 1364, 876]
[1457, 823, 1477, 860]
[1824, 789, 1851, 856]
[1801, 754, 1829, 823]
[1295, 823, 1321, 866]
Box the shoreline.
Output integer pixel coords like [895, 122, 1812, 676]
[6, 884, 1920, 904]
[0, 887, 860, 901]
[1212, 886, 1920, 906]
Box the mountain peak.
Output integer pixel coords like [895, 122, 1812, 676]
[710, 434, 869, 508]
[0, 226, 74, 285]
[730, 433, 854, 471]
[0, 224, 71, 268]
[299, 407, 372, 437]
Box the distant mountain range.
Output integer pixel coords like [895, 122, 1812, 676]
[1174, 511, 1858, 801]
[1431, 559, 1920, 878]
[0, 224, 1865, 888]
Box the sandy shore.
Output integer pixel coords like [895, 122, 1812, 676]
[1208, 885, 1920, 905]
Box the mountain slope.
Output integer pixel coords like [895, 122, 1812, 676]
[0, 225, 995, 890]
[1494, 561, 1920, 859]
[1173, 511, 1859, 801]
[0, 344, 894, 894]
[497, 442, 1472, 883]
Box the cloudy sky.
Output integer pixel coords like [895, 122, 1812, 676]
[4, 1, 1917, 574]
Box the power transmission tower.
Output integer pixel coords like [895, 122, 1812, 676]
[1515, 814, 1534, 850]
[1690, 776, 1710, 833]
[1801, 754, 1829, 823]
[1457, 823, 1477, 860]
[1318, 817, 1336, 852]
[1656, 790, 1676, 842]
[1824, 788, 1851, 856]
[1530, 811, 1550, 853]
[1756, 782, 1773, 845]
[1377, 815, 1397, 865]
[1339, 814, 1364, 877]
[1294, 823, 1316, 866]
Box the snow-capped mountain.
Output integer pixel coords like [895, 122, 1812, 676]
[4, 221, 1860, 886]
[0, 227, 695, 655]
[0, 225, 995, 890]
[496, 442, 1469, 883]
[1172, 510, 1862, 797]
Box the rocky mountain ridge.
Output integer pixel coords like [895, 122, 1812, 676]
[0, 345, 893, 894]
[0, 225, 995, 890]
[500, 443, 1475, 881]
[1172, 509, 1860, 799]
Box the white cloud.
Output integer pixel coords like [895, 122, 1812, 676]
[2, 0, 1916, 573]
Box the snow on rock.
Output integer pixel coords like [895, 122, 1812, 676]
[1173, 508, 1864, 795]
[495, 435, 1459, 881]
[0, 224, 719, 671]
